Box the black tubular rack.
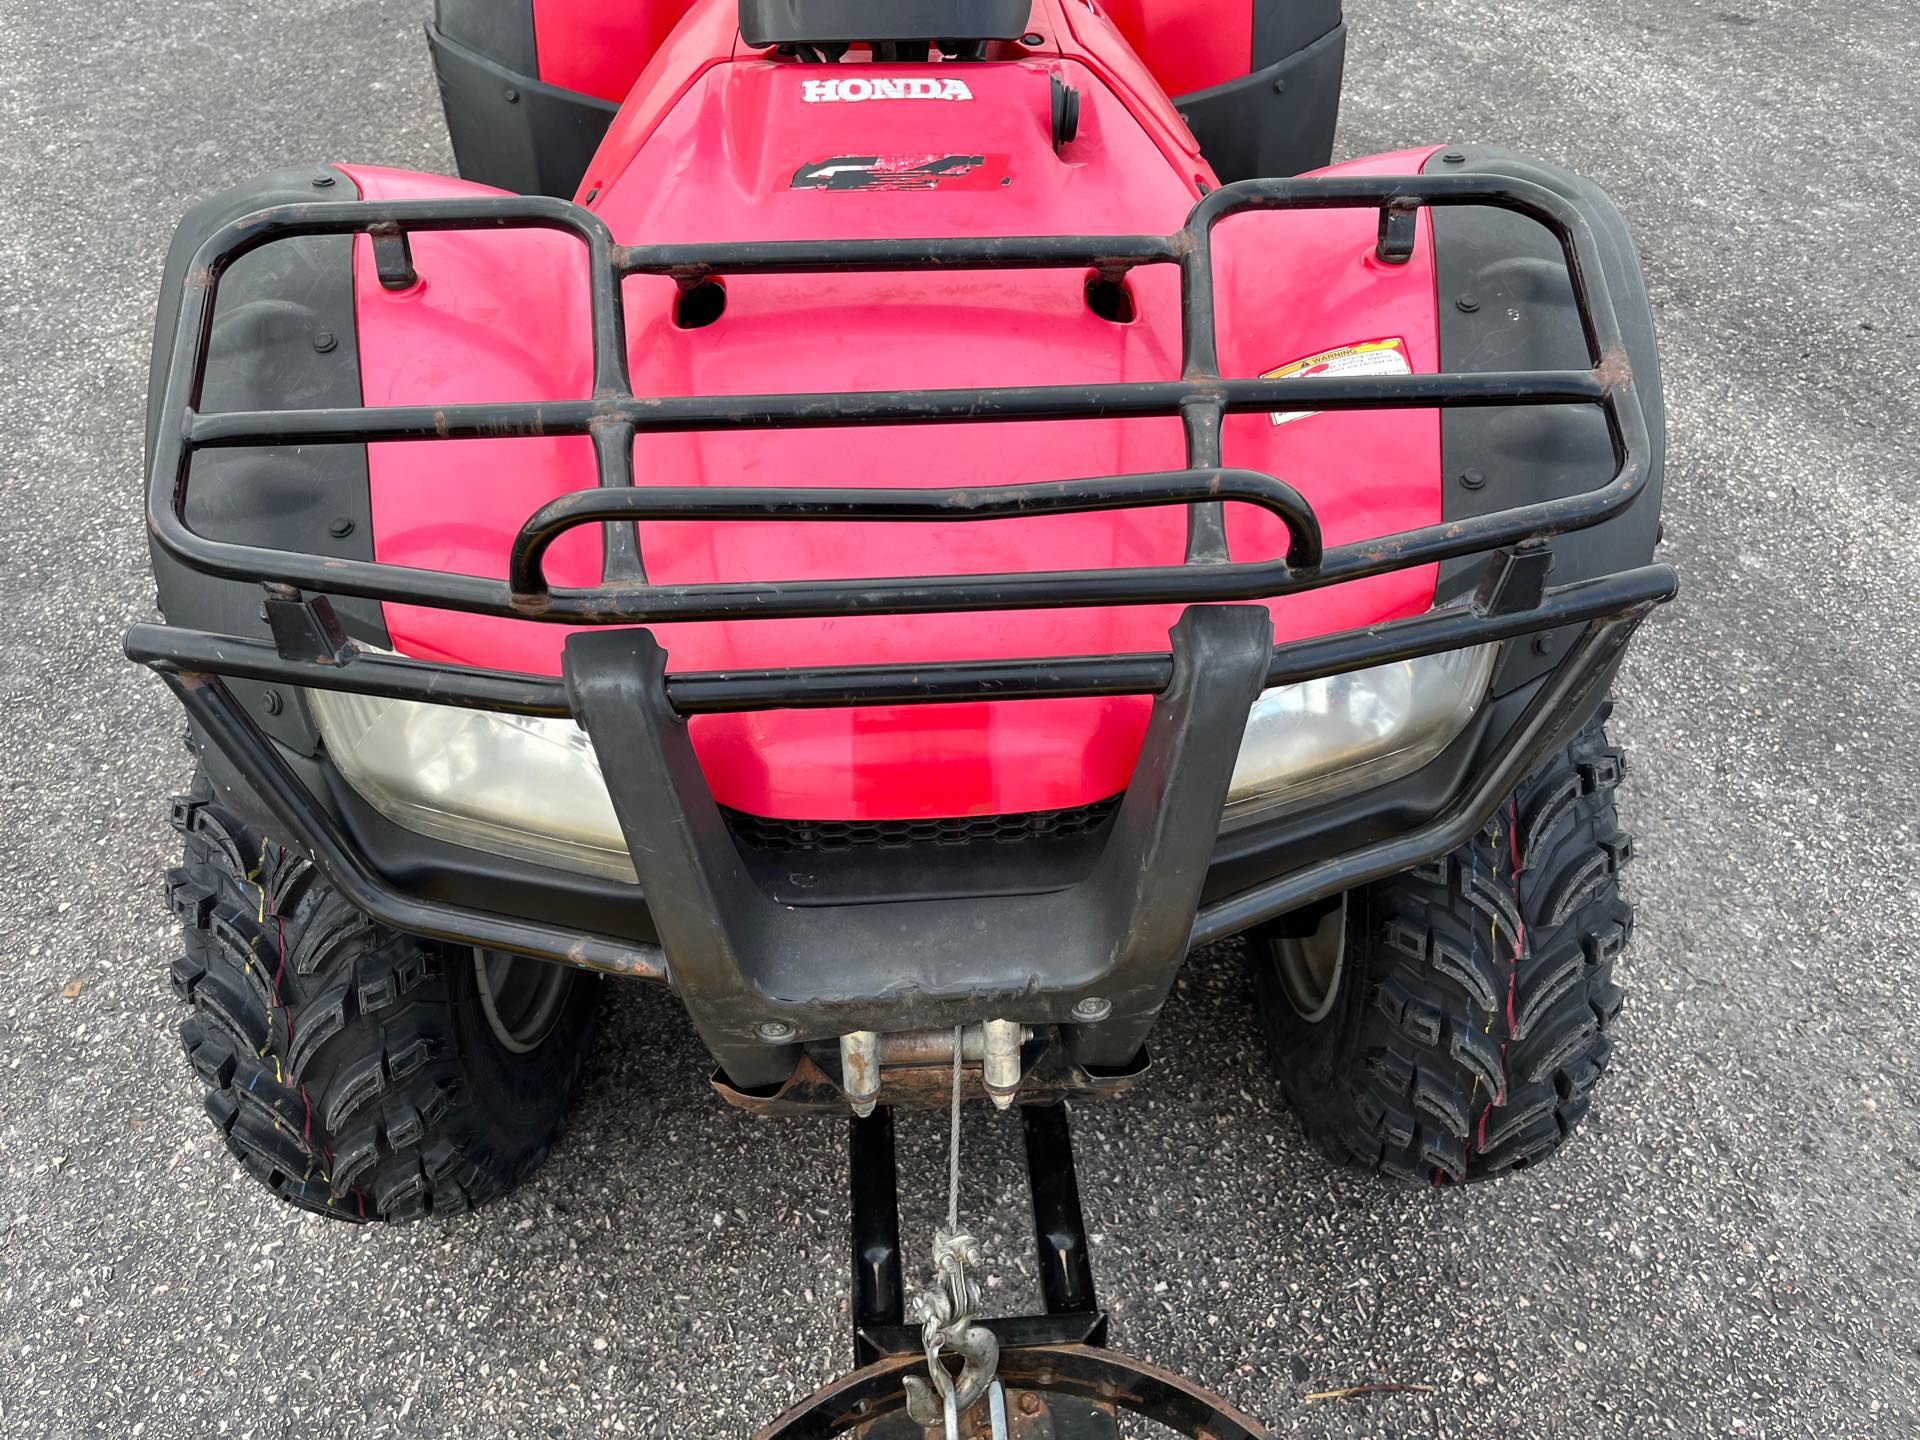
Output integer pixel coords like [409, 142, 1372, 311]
[128, 172, 1677, 986]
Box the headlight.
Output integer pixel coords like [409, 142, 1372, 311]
[306, 688, 638, 882]
[1223, 643, 1496, 827]
[310, 641, 1495, 879]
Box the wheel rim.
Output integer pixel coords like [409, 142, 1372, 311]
[752, 1344, 1278, 1439]
[1272, 899, 1347, 1024]
[472, 949, 574, 1053]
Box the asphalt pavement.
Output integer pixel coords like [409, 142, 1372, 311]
[1, 0, 1916, 1435]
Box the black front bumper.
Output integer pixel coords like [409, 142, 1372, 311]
[130, 174, 1673, 1086]
[140, 578, 1663, 1087]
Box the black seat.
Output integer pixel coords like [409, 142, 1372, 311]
[738, 0, 1033, 48]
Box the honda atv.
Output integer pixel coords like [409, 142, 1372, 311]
[130, 0, 1672, 1430]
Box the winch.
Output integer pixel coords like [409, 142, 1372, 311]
[756, 1033, 1275, 1440]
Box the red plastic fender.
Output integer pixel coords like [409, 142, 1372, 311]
[341, 46, 1445, 823]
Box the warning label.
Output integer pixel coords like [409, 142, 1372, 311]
[1260, 337, 1412, 426]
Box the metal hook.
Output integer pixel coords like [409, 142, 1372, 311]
[902, 1320, 1000, 1427]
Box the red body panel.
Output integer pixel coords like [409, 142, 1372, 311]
[529, 0, 1258, 118]
[532, 0, 701, 103]
[1097, 0, 1251, 97]
[1048, 0, 1207, 184]
[343, 0, 1442, 821]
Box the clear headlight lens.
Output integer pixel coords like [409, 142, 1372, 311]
[306, 689, 638, 882]
[309, 642, 1494, 878]
[1223, 644, 1496, 828]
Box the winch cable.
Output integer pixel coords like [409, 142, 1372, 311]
[901, 1026, 1006, 1435]
[946, 1024, 962, 1234]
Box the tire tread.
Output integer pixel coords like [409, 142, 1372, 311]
[1255, 708, 1637, 1184]
[162, 770, 597, 1222]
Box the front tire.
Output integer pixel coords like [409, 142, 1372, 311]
[1252, 708, 1636, 1184]
[163, 771, 601, 1221]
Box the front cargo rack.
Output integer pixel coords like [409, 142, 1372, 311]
[129, 173, 1677, 1007]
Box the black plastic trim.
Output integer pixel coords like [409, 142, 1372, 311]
[1175, 21, 1346, 183]
[433, 0, 537, 75]
[726, 798, 1119, 906]
[427, 21, 617, 198]
[320, 764, 664, 945]
[145, 165, 386, 757]
[1426, 146, 1665, 696]
[1252, 0, 1344, 66]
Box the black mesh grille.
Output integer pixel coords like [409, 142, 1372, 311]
[724, 795, 1123, 854]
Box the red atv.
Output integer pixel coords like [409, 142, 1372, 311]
[131, 0, 1672, 1430]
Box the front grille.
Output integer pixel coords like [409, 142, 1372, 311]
[724, 795, 1123, 854]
